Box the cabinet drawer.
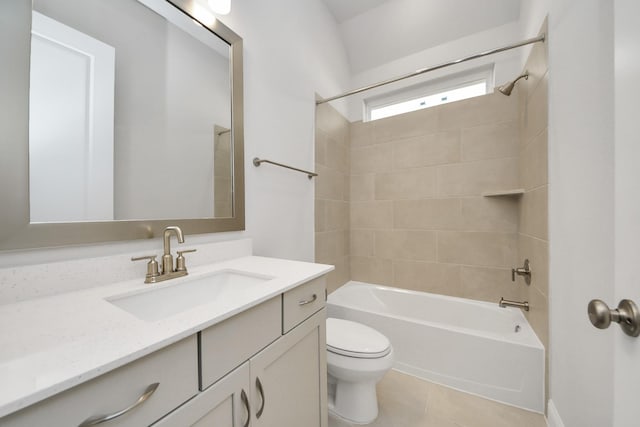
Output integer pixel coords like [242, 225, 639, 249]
[282, 276, 326, 333]
[2, 336, 198, 427]
[200, 296, 281, 390]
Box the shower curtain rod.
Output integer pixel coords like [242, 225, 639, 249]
[316, 34, 546, 105]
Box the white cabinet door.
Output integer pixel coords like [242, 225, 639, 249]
[154, 362, 251, 427]
[250, 308, 327, 427]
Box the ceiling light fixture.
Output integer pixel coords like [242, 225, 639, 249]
[208, 0, 230, 15]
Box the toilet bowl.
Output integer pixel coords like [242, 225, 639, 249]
[326, 318, 394, 424]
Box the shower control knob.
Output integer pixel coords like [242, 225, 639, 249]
[587, 299, 640, 337]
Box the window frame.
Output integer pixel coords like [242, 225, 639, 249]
[363, 65, 495, 122]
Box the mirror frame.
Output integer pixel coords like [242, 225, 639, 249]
[0, 0, 244, 251]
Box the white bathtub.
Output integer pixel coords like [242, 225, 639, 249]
[327, 281, 544, 413]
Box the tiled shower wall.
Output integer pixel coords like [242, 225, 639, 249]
[315, 102, 351, 293]
[517, 23, 549, 397]
[315, 31, 549, 404]
[348, 93, 522, 302]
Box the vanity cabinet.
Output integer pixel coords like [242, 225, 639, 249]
[155, 309, 327, 427]
[158, 277, 328, 427]
[1, 336, 199, 427]
[1, 276, 328, 427]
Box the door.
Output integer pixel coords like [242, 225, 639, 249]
[612, 0, 640, 425]
[250, 309, 327, 427]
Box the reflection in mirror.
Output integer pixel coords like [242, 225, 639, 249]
[29, 0, 233, 223]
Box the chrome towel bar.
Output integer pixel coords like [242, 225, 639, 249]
[253, 157, 318, 179]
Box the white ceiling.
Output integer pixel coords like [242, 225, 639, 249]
[321, 0, 391, 23]
[321, 0, 522, 73]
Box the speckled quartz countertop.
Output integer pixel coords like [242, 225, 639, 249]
[0, 255, 333, 418]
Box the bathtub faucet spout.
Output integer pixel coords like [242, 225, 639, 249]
[499, 297, 530, 312]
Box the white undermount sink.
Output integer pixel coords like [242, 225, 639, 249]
[106, 270, 273, 321]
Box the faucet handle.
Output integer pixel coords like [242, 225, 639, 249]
[176, 249, 197, 272]
[131, 255, 160, 283]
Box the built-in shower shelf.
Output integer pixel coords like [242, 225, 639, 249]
[482, 189, 525, 197]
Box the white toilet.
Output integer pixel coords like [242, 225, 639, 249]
[326, 318, 394, 424]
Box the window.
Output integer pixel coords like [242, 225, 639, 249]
[364, 66, 493, 122]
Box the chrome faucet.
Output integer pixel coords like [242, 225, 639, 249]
[162, 226, 184, 275]
[499, 297, 530, 312]
[131, 226, 196, 283]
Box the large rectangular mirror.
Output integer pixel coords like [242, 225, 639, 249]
[0, 0, 244, 250]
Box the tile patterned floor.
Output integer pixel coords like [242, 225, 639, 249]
[328, 370, 547, 427]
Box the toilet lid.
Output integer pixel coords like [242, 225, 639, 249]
[326, 318, 391, 359]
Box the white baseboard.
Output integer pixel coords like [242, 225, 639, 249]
[547, 400, 566, 427]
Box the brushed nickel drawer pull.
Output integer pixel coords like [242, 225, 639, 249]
[298, 294, 317, 306]
[240, 389, 250, 427]
[78, 382, 159, 426]
[255, 377, 265, 419]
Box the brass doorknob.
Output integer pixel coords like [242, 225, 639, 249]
[587, 299, 640, 337]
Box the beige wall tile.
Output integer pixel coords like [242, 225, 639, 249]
[343, 174, 350, 202]
[326, 256, 350, 294]
[374, 230, 437, 261]
[315, 199, 326, 233]
[461, 121, 519, 162]
[326, 200, 348, 231]
[393, 131, 460, 169]
[350, 229, 375, 257]
[316, 102, 349, 144]
[438, 231, 517, 268]
[351, 143, 394, 174]
[334, 229, 349, 257]
[439, 92, 518, 130]
[351, 201, 393, 229]
[315, 164, 345, 201]
[317, 230, 348, 262]
[460, 197, 519, 233]
[392, 260, 461, 296]
[394, 198, 462, 230]
[315, 130, 328, 166]
[520, 129, 548, 190]
[351, 256, 393, 285]
[350, 174, 375, 201]
[374, 167, 437, 200]
[460, 266, 519, 303]
[315, 104, 350, 296]
[326, 136, 349, 174]
[372, 107, 439, 143]
[350, 120, 373, 148]
[522, 72, 548, 145]
[519, 186, 548, 240]
[315, 232, 332, 261]
[437, 157, 519, 197]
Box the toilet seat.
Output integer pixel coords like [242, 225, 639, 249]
[327, 318, 391, 359]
